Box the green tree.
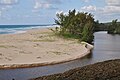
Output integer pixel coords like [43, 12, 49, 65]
[81, 22, 94, 43]
[108, 19, 118, 34]
[54, 9, 95, 43]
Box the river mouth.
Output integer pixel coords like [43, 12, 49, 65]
[0, 31, 120, 80]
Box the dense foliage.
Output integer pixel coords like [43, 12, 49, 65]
[94, 21, 109, 31]
[108, 19, 120, 34]
[54, 9, 95, 43]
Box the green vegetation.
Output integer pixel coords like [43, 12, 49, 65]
[94, 21, 109, 31]
[0, 45, 16, 48]
[108, 19, 120, 34]
[53, 9, 95, 43]
[49, 51, 69, 55]
[33, 39, 55, 42]
[52, 9, 120, 42]
[94, 19, 120, 34]
[81, 22, 94, 43]
[0, 45, 7, 48]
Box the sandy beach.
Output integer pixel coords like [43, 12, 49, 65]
[0, 28, 93, 69]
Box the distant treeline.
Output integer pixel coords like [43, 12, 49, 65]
[107, 19, 120, 34]
[94, 19, 120, 34]
[94, 22, 109, 31]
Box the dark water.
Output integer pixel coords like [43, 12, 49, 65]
[0, 31, 120, 80]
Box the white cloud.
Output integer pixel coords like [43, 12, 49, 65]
[56, 10, 63, 15]
[0, 0, 18, 18]
[93, 0, 120, 22]
[82, 0, 90, 3]
[106, 0, 120, 6]
[34, 1, 42, 9]
[81, 5, 96, 12]
[0, 6, 12, 18]
[99, 0, 120, 15]
[0, 11, 2, 17]
[33, 0, 61, 11]
[34, 2, 51, 9]
[46, 0, 62, 4]
[84, 0, 90, 2]
[0, 0, 18, 5]
[101, 6, 120, 14]
[34, 0, 52, 10]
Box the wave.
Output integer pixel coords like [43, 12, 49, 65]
[0, 25, 57, 34]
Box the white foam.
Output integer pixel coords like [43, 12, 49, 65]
[14, 31, 27, 34]
[0, 25, 57, 34]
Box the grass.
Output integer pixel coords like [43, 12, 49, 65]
[62, 33, 80, 39]
[33, 39, 55, 42]
[36, 30, 53, 35]
[0, 45, 7, 48]
[54, 33, 81, 41]
[0, 45, 16, 48]
[33, 34, 56, 42]
[49, 51, 69, 55]
[52, 51, 62, 55]
[49, 28, 80, 39]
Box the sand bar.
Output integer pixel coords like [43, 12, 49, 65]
[0, 28, 93, 69]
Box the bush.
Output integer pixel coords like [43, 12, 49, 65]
[54, 9, 95, 43]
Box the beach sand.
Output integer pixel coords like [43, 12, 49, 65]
[0, 28, 93, 69]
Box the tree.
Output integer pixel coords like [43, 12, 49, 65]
[108, 19, 118, 34]
[81, 22, 94, 43]
[54, 9, 95, 43]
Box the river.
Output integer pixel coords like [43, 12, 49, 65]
[0, 31, 120, 80]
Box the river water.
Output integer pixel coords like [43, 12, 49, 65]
[0, 31, 120, 80]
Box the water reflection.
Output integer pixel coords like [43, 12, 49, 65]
[0, 31, 120, 80]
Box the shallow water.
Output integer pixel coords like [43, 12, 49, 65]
[0, 31, 120, 80]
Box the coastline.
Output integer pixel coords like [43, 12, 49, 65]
[31, 59, 120, 80]
[0, 27, 93, 69]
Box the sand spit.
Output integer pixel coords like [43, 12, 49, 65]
[0, 28, 93, 69]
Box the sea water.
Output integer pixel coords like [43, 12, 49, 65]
[0, 25, 55, 34]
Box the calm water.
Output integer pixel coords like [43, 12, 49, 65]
[0, 31, 120, 80]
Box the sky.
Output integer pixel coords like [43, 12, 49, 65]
[0, 0, 120, 25]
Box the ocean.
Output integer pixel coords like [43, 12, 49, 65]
[0, 25, 55, 34]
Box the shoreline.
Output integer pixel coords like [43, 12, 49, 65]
[0, 25, 57, 35]
[31, 59, 120, 80]
[0, 43, 93, 69]
[0, 28, 93, 69]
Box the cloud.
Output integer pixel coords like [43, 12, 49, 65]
[99, 0, 120, 15]
[0, 0, 18, 18]
[0, 11, 2, 17]
[33, 0, 61, 11]
[46, 0, 62, 4]
[34, 2, 51, 9]
[106, 0, 120, 6]
[0, 0, 18, 5]
[82, 0, 90, 3]
[91, 0, 120, 22]
[85, 0, 90, 2]
[101, 6, 120, 14]
[56, 10, 63, 14]
[81, 5, 96, 12]
[80, 0, 120, 16]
